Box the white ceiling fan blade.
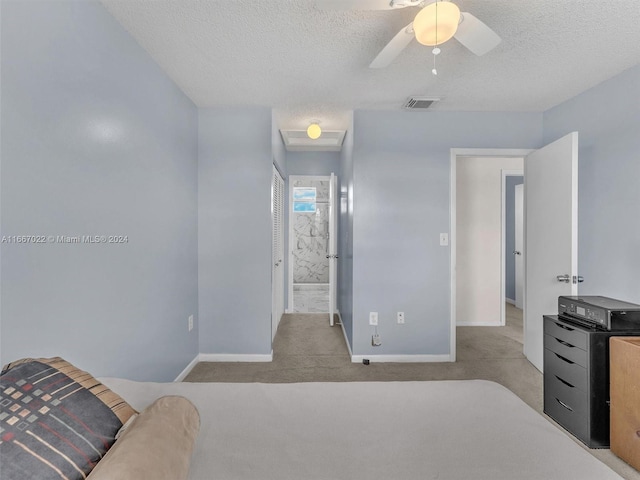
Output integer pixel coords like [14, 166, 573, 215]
[369, 22, 414, 68]
[454, 12, 501, 56]
[314, 0, 420, 11]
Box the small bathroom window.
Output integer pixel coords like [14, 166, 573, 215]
[293, 187, 316, 213]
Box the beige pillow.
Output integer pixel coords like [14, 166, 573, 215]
[87, 395, 200, 480]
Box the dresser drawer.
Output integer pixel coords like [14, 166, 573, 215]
[544, 334, 587, 366]
[544, 388, 588, 443]
[544, 370, 587, 416]
[544, 348, 587, 392]
[544, 317, 588, 350]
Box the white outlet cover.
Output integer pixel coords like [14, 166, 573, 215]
[440, 233, 449, 246]
[369, 312, 378, 326]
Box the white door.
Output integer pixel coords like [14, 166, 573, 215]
[514, 184, 524, 310]
[328, 172, 338, 326]
[524, 132, 579, 372]
[272, 165, 285, 340]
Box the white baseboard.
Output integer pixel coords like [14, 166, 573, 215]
[505, 298, 516, 305]
[457, 322, 502, 327]
[174, 354, 200, 382]
[174, 352, 274, 381]
[198, 353, 273, 363]
[351, 354, 452, 363]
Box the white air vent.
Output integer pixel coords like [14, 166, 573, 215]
[280, 130, 346, 152]
[403, 97, 441, 110]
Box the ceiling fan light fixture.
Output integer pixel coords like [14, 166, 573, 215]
[413, 1, 461, 46]
[307, 123, 322, 140]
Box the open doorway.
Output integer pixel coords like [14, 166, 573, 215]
[287, 174, 338, 324]
[502, 174, 524, 343]
[451, 135, 580, 372]
[288, 175, 331, 313]
[450, 149, 532, 362]
[454, 156, 523, 325]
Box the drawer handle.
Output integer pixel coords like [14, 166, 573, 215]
[555, 375, 575, 388]
[554, 353, 574, 364]
[555, 338, 575, 348]
[556, 398, 574, 412]
[555, 322, 575, 332]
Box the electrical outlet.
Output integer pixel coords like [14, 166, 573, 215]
[397, 312, 405, 324]
[440, 233, 449, 246]
[188, 315, 194, 332]
[372, 334, 382, 346]
[369, 312, 378, 326]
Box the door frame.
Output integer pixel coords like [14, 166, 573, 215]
[449, 148, 533, 362]
[501, 169, 524, 326]
[514, 183, 524, 310]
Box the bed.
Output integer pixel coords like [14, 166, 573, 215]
[98, 377, 622, 480]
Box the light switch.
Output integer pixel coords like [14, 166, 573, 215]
[440, 233, 449, 246]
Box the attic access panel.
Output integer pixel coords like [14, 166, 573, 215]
[280, 130, 346, 152]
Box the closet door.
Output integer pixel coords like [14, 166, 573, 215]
[272, 165, 285, 340]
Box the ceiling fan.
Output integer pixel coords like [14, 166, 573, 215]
[325, 0, 502, 69]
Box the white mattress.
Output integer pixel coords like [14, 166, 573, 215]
[99, 379, 622, 480]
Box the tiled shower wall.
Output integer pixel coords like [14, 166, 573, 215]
[292, 179, 330, 283]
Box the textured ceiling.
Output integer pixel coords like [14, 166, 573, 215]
[100, 0, 640, 131]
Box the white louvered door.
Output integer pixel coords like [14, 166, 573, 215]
[272, 165, 285, 340]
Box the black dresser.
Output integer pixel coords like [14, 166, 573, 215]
[543, 315, 640, 448]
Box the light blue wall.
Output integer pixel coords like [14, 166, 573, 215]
[338, 115, 355, 348]
[543, 64, 640, 304]
[286, 152, 341, 176]
[0, 0, 199, 381]
[198, 107, 273, 354]
[352, 111, 543, 356]
[505, 176, 524, 301]
[3, 0, 637, 376]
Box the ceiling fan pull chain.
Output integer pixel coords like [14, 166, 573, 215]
[432, 50, 438, 75]
[432, 0, 439, 75]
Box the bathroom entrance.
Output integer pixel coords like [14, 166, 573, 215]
[288, 174, 338, 322]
